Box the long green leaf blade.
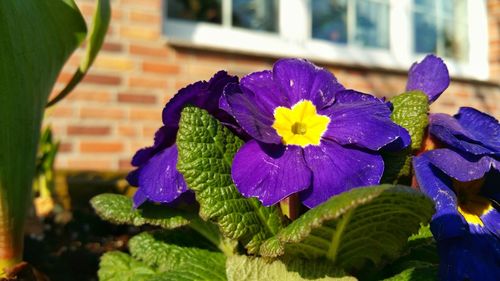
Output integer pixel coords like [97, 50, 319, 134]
[0, 0, 86, 269]
[47, 0, 111, 107]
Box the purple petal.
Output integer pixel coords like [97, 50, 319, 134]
[413, 155, 467, 240]
[481, 208, 500, 239]
[406, 54, 450, 103]
[430, 113, 497, 155]
[131, 126, 171, 167]
[273, 59, 344, 109]
[300, 140, 384, 208]
[135, 145, 187, 206]
[423, 148, 499, 182]
[240, 70, 290, 114]
[455, 107, 500, 152]
[322, 90, 409, 151]
[132, 188, 148, 208]
[162, 70, 238, 128]
[231, 140, 311, 206]
[224, 82, 282, 144]
[437, 233, 500, 281]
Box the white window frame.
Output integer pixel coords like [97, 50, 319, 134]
[163, 0, 490, 80]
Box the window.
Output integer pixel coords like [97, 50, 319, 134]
[312, 0, 389, 49]
[413, 0, 468, 61]
[163, 0, 489, 80]
[167, 0, 278, 32]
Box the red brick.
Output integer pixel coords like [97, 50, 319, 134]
[128, 76, 167, 89]
[58, 142, 73, 153]
[129, 10, 161, 24]
[119, 159, 134, 170]
[83, 74, 122, 85]
[66, 89, 113, 103]
[130, 44, 169, 58]
[101, 42, 123, 53]
[67, 125, 111, 136]
[118, 92, 157, 104]
[118, 125, 138, 137]
[80, 107, 126, 120]
[130, 108, 161, 121]
[67, 159, 115, 170]
[80, 141, 124, 153]
[143, 62, 180, 74]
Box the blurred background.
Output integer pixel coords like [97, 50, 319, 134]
[45, 0, 499, 174]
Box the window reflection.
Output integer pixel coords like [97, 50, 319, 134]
[311, 0, 389, 49]
[413, 0, 468, 61]
[232, 0, 278, 32]
[167, 0, 222, 24]
[312, 0, 348, 44]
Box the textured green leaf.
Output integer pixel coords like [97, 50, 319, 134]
[98, 251, 157, 281]
[0, 0, 86, 268]
[176, 106, 283, 254]
[129, 232, 227, 281]
[379, 225, 438, 279]
[91, 193, 190, 229]
[260, 185, 434, 271]
[382, 266, 438, 281]
[382, 91, 429, 184]
[47, 0, 111, 107]
[226, 256, 356, 281]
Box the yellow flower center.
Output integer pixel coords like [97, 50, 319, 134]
[453, 178, 493, 227]
[272, 100, 330, 147]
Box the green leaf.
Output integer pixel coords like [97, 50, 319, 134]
[47, 0, 111, 107]
[0, 0, 87, 268]
[129, 232, 227, 281]
[381, 266, 438, 281]
[260, 185, 434, 271]
[90, 193, 190, 229]
[382, 91, 429, 184]
[98, 251, 158, 281]
[377, 225, 438, 280]
[176, 106, 283, 254]
[226, 255, 356, 281]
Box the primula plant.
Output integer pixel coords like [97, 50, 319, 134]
[92, 55, 499, 281]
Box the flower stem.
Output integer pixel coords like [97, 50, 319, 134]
[280, 193, 300, 220]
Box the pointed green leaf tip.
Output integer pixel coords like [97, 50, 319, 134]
[226, 256, 357, 281]
[90, 193, 190, 229]
[382, 91, 429, 184]
[176, 106, 283, 254]
[390, 91, 429, 151]
[259, 185, 434, 272]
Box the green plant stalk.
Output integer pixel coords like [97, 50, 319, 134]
[188, 218, 236, 256]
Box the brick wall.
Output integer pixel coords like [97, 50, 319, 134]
[44, 0, 500, 172]
[489, 0, 500, 80]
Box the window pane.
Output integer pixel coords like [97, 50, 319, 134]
[311, 0, 348, 44]
[414, 10, 437, 53]
[232, 0, 278, 32]
[413, 0, 468, 61]
[167, 0, 222, 24]
[355, 0, 389, 48]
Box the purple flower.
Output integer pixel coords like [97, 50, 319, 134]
[406, 54, 450, 103]
[127, 71, 238, 207]
[413, 107, 500, 281]
[223, 59, 410, 208]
